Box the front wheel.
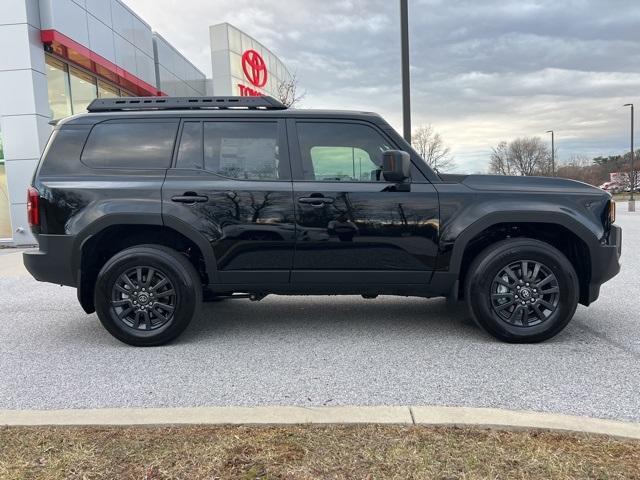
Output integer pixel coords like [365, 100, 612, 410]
[465, 238, 579, 343]
[94, 245, 202, 346]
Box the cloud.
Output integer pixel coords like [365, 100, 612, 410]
[126, 0, 640, 172]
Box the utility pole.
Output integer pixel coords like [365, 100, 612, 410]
[624, 103, 635, 212]
[400, 0, 411, 143]
[546, 130, 555, 176]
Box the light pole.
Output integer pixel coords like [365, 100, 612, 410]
[546, 130, 555, 176]
[400, 0, 411, 143]
[624, 103, 635, 211]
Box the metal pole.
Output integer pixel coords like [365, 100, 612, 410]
[631, 104, 635, 202]
[551, 131, 555, 176]
[546, 130, 554, 176]
[400, 0, 411, 143]
[624, 103, 635, 211]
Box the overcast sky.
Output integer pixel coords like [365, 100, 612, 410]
[127, 0, 639, 172]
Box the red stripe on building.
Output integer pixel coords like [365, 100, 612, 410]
[41, 29, 166, 97]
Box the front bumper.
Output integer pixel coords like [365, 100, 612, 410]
[586, 225, 622, 304]
[23, 234, 76, 287]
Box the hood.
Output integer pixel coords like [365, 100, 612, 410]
[452, 174, 609, 196]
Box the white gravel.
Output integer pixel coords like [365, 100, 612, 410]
[0, 207, 638, 422]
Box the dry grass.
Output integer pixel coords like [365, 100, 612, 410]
[1, 425, 639, 479]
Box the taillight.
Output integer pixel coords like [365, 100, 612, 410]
[609, 200, 616, 225]
[27, 186, 40, 226]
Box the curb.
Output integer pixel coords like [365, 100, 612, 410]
[1, 406, 639, 440]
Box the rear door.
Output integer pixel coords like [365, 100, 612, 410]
[162, 117, 295, 286]
[288, 119, 439, 285]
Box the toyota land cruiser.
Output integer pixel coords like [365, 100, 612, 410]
[23, 96, 621, 346]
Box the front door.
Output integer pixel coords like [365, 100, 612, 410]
[289, 120, 439, 285]
[162, 118, 295, 285]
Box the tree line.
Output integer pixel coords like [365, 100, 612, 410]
[399, 124, 634, 188]
[489, 135, 638, 187]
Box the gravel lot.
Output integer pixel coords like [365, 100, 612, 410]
[0, 208, 638, 422]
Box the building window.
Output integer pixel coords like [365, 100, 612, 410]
[45, 56, 72, 120]
[69, 66, 98, 115]
[0, 128, 10, 239]
[44, 54, 135, 120]
[98, 80, 119, 99]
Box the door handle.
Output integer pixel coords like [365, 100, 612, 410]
[171, 194, 209, 204]
[298, 196, 335, 206]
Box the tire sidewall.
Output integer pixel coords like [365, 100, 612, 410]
[94, 246, 200, 346]
[467, 240, 579, 342]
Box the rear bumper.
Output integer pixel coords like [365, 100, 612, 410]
[23, 234, 76, 287]
[586, 225, 622, 304]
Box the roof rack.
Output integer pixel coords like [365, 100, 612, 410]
[87, 96, 288, 112]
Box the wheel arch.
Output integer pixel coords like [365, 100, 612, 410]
[73, 214, 217, 313]
[449, 212, 597, 306]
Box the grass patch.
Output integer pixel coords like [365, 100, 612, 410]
[1, 425, 639, 479]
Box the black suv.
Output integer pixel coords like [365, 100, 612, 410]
[24, 96, 621, 346]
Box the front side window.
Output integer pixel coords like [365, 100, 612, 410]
[296, 122, 393, 181]
[82, 121, 178, 169]
[203, 122, 281, 180]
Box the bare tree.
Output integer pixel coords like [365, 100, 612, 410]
[411, 125, 455, 172]
[277, 73, 306, 108]
[489, 137, 551, 176]
[489, 141, 513, 175]
[555, 155, 599, 185]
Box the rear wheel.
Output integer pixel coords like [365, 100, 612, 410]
[465, 238, 579, 343]
[94, 245, 202, 346]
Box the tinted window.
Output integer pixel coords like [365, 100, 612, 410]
[204, 122, 281, 180]
[82, 121, 178, 169]
[176, 122, 203, 170]
[297, 122, 393, 181]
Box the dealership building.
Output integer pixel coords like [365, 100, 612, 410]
[0, 0, 291, 245]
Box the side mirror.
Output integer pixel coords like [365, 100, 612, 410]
[382, 150, 411, 183]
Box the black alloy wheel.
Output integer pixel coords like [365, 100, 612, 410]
[465, 238, 579, 343]
[94, 245, 201, 346]
[491, 260, 560, 327]
[111, 266, 176, 331]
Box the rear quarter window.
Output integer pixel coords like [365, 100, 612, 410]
[81, 120, 178, 169]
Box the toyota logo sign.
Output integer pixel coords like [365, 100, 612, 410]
[242, 49, 268, 88]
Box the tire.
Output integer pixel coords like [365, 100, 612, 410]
[464, 238, 579, 343]
[94, 245, 202, 346]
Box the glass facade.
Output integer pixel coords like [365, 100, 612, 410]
[45, 54, 134, 120]
[0, 128, 10, 239]
[69, 67, 98, 115]
[45, 56, 72, 120]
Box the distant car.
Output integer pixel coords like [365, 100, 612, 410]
[24, 96, 621, 346]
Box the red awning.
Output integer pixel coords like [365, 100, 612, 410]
[41, 29, 165, 97]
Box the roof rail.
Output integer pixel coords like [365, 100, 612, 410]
[87, 96, 288, 112]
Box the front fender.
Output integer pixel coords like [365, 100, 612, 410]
[435, 186, 608, 275]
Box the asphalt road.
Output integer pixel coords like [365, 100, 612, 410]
[0, 209, 638, 422]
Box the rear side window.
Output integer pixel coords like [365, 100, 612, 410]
[204, 121, 280, 180]
[176, 122, 203, 170]
[82, 121, 178, 169]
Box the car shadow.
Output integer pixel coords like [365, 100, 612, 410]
[45, 292, 580, 348]
[177, 295, 492, 346]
